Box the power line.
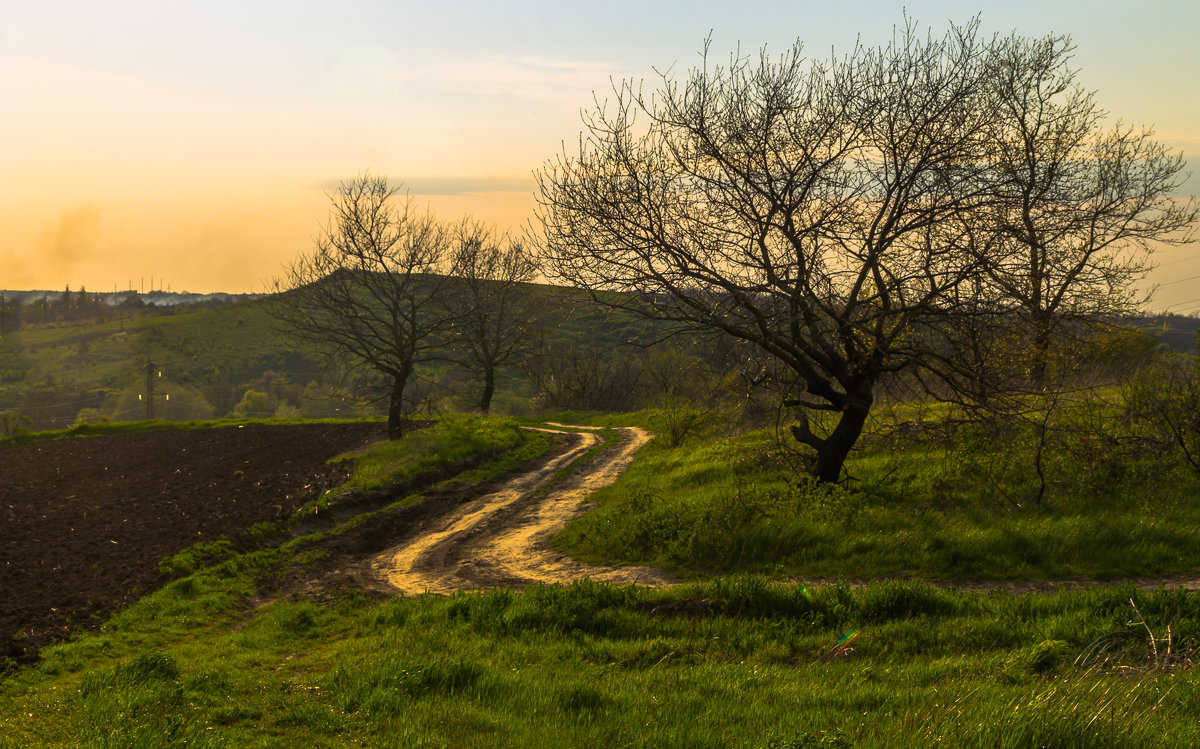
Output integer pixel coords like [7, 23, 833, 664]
[1156, 272, 1200, 288]
[1153, 254, 1200, 269]
[1159, 294, 1200, 313]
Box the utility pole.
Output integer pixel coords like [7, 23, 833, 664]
[142, 359, 167, 420]
[144, 359, 156, 419]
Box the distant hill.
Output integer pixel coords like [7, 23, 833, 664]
[1, 289, 263, 307]
[1135, 314, 1200, 352]
[2, 280, 1196, 434]
[0, 283, 676, 433]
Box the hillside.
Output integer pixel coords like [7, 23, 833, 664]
[5, 280, 1191, 436]
[0, 284, 675, 432]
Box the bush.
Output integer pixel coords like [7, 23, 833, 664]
[1125, 353, 1200, 473]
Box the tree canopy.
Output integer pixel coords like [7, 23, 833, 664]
[535, 19, 1196, 481]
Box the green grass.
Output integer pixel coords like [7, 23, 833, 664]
[5, 403, 1200, 745]
[333, 415, 529, 494]
[4, 576, 1198, 747]
[553, 411, 1200, 581]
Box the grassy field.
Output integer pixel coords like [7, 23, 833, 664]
[4, 572, 1198, 747]
[4, 408, 1200, 746]
[552, 405, 1200, 582]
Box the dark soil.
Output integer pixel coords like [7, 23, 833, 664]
[0, 422, 385, 666]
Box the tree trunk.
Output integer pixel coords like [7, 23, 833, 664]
[387, 370, 409, 439]
[789, 387, 874, 483]
[1030, 318, 1051, 388]
[479, 368, 495, 414]
[811, 404, 871, 483]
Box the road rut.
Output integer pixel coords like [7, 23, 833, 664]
[372, 425, 671, 594]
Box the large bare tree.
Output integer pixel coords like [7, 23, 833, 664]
[442, 219, 542, 413]
[536, 21, 1001, 481]
[271, 175, 452, 438]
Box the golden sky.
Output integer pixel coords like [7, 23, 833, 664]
[2, 1, 1197, 310]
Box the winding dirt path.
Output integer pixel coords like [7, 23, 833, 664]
[372, 425, 672, 595]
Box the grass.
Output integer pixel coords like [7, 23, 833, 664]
[5, 402, 1200, 745]
[333, 415, 532, 494]
[551, 410, 1200, 581]
[3, 576, 1199, 747]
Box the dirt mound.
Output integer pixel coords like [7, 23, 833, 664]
[0, 422, 384, 665]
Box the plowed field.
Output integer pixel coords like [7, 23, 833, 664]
[1, 422, 384, 665]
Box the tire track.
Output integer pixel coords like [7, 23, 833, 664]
[372, 425, 671, 594]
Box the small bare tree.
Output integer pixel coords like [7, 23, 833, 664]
[525, 339, 643, 413]
[271, 175, 452, 438]
[442, 219, 542, 413]
[982, 34, 1197, 382]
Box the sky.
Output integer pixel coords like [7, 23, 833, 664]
[2, 0, 1198, 311]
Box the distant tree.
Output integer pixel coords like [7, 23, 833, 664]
[0, 411, 32, 438]
[234, 389, 274, 418]
[525, 337, 643, 412]
[1126, 354, 1200, 475]
[202, 381, 238, 416]
[442, 219, 542, 412]
[270, 175, 453, 438]
[74, 407, 108, 426]
[0, 293, 20, 336]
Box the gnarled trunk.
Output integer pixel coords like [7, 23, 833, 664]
[790, 385, 875, 483]
[812, 405, 871, 483]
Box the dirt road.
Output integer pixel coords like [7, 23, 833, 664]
[371, 425, 672, 594]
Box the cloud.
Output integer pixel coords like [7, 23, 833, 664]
[317, 176, 534, 196]
[377, 52, 628, 103]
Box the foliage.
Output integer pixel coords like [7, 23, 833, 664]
[1125, 353, 1200, 473]
[232, 389, 273, 419]
[0, 411, 32, 439]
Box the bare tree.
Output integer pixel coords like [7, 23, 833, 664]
[442, 219, 542, 413]
[909, 35, 1198, 507]
[982, 34, 1198, 382]
[271, 175, 451, 438]
[525, 338, 643, 413]
[536, 21, 1000, 481]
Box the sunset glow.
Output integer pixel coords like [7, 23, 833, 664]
[2, 0, 1197, 310]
